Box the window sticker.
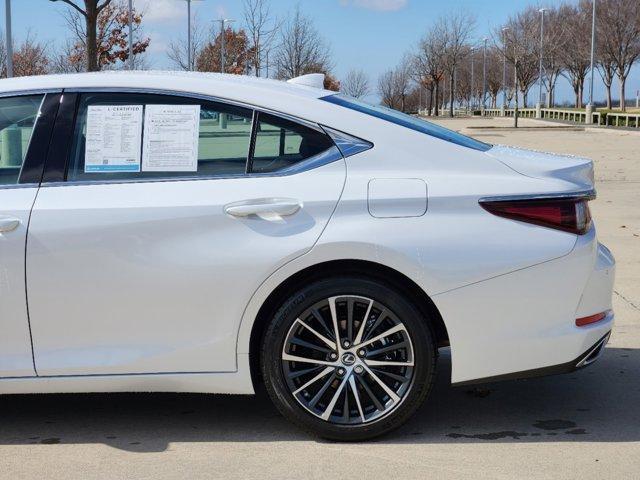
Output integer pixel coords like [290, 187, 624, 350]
[142, 104, 201, 172]
[84, 105, 143, 172]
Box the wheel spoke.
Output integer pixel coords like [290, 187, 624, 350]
[362, 308, 388, 342]
[357, 323, 407, 349]
[353, 298, 373, 345]
[358, 374, 385, 411]
[328, 297, 342, 348]
[289, 336, 333, 354]
[310, 307, 334, 339]
[372, 368, 409, 383]
[364, 359, 414, 367]
[287, 366, 322, 379]
[295, 318, 337, 350]
[366, 340, 408, 358]
[320, 374, 349, 420]
[349, 375, 366, 423]
[293, 366, 334, 395]
[362, 364, 401, 403]
[309, 372, 337, 408]
[347, 298, 354, 343]
[282, 352, 336, 366]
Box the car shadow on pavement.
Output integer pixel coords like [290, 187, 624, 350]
[0, 346, 637, 452]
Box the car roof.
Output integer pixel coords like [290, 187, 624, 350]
[0, 71, 334, 113]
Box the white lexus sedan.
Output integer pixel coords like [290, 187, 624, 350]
[0, 71, 614, 440]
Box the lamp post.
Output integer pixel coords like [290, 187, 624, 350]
[587, 0, 596, 123]
[177, 0, 204, 71]
[482, 38, 488, 111]
[470, 47, 474, 111]
[502, 27, 509, 111]
[128, 0, 134, 70]
[216, 18, 235, 74]
[4, 0, 13, 78]
[536, 8, 547, 118]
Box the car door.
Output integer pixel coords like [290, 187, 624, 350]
[26, 90, 346, 376]
[0, 92, 59, 377]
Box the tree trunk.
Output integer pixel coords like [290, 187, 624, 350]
[85, 1, 99, 72]
[434, 82, 439, 117]
[606, 84, 612, 109]
[428, 88, 433, 115]
[619, 74, 626, 111]
[522, 90, 528, 108]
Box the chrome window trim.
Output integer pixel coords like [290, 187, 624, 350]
[0, 182, 39, 190]
[0, 88, 63, 98]
[41, 146, 344, 188]
[62, 87, 324, 133]
[478, 188, 596, 204]
[49, 87, 344, 187]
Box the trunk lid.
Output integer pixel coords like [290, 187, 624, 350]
[486, 145, 594, 190]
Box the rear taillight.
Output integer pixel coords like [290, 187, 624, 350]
[480, 197, 592, 235]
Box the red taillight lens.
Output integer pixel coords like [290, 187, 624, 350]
[481, 197, 592, 235]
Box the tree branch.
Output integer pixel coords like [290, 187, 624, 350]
[55, 0, 87, 17]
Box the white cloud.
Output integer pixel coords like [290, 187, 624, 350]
[340, 0, 408, 12]
[133, 0, 185, 23]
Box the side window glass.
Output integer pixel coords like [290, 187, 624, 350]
[67, 93, 253, 182]
[250, 112, 334, 174]
[0, 94, 43, 185]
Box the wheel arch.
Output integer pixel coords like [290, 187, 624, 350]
[247, 259, 449, 391]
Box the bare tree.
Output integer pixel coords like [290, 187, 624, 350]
[394, 54, 413, 112]
[592, 0, 640, 110]
[378, 70, 397, 109]
[541, 7, 568, 107]
[342, 69, 370, 98]
[274, 5, 332, 79]
[243, 0, 280, 77]
[557, 3, 591, 108]
[486, 47, 503, 108]
[415, 28, 446, 116]
[499, 7, 541, 108]
[436, 12, 475, 116]
[168, 16, 205, 71]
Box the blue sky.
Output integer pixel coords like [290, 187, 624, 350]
[3, 0, 639, 105]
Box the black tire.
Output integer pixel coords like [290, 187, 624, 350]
[260, 276, 437, 441]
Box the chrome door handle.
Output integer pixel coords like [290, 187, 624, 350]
[224, 198, 303, 218]
[0, 217, 20, 233]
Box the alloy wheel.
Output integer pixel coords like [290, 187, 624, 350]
[281, 295, 415, 425]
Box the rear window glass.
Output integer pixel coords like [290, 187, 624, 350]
[322, 94, 491, 152]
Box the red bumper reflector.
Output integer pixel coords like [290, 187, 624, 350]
[576, 311, 610, 327]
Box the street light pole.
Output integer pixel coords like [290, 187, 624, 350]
[482, 38, 488, 110]
[502, 27, 509, 109]
[217, 19, 235, 74]
[128, 0, 134, 70]
[588, 0, 596, 108]
[470, 48, 474, 111]
[537, 8, 547, 114]
[5, 0, 13, 78]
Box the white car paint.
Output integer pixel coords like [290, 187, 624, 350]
[0, 71, 614, 394]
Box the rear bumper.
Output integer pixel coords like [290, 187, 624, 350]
[434, 232, 616, 384]
[453, 329, 611, 386]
